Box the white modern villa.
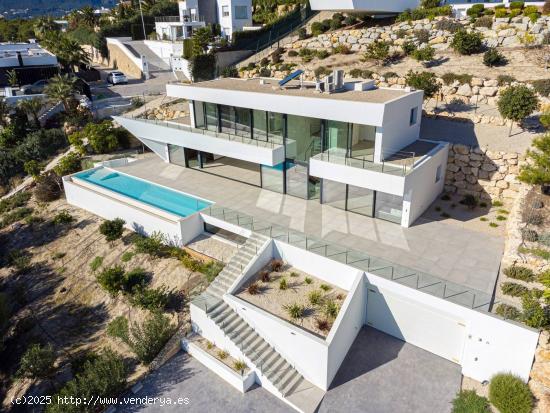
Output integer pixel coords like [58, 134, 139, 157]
[62, 73, 540, 412]
[115, 73, 447, 227]
[154, 0, 253, 41]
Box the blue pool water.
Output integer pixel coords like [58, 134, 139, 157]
[74, 168, 212, 217]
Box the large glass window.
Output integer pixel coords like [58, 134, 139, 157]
[204, 102, 218, 131]
[325, 120, 349, 155]
[261, 163, 284, 193]
[234, 107, 251, 137]
[350, 124, 375, 160]
[219, 105, 235, 134]
[347, 185, 374, 217]
[375, 192, 403, 224]
[268, 112, 284, 144]
[285, 161, 309, 199]
[234, 5, 248, 19]
[286, 115, 322, 162]
[321, 179, 346, 210]
[168, 144, 186, 167]
[253, 109, 267, 141]
[193, 101, 205, 128]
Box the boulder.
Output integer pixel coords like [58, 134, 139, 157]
[480, 86, 499, 97]
[457, 83, 472, 97]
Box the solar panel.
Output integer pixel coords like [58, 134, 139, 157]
[278, 69, 304, 87]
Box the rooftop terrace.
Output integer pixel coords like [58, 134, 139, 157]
[177, 77, 413, 104]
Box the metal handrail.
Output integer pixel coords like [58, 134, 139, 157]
[313, 150, 409, 176]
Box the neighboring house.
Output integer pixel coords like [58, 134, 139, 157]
[154, 0, 252, 41]
[0, 42, 58, 88]
[116, 73, 446, 228]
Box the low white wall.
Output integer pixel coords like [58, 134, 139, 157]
[144, 40, 183, 63]
[402, 142, 449, 227]
[183, 340, 255, 393]
[201, 213, 252, 239]
[326, 273, 365, 386]
[171, 56, 191, 80]
[274, 239, 362, 291]
[364, 271, 539, 382]
[309, 157, 406, 197]
[106, 37, 142, 69]
[229, 240, 273, 294]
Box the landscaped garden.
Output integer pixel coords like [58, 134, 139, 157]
[235, 259, 347, 337]
[194, 336, 248, 375]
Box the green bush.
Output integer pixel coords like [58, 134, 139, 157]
[497, 74, 515, 86]
[46, 349, 127, 413]
[53, 152, 82, 176]
[297, 27, 307, 40]
[402, 41, 417, 56]
[220, 66, 238, 78]
[531, 79, 550, 97]
[501, 282, 529, 297]
[495, 8, 508, 18]
[0, 207, 33, 229]
[89, 256, 103, 272]
[451, 30, 483, 55]
[474, 16, 494, 29]
[521, 294, 548, 328]
[498, 85, 539, 123]
[413, 29, 430, 44]
[52, 210, 74, 225]
[199, 260, 224, 283]
[412, 46, 435, 62]
[364, 41, 390, 64]
[332, 44, 350, 55]
[405, 70, 441, 99]
[287, 50, 298, 57]
[489, 373, 533, 413]
[523, 5, 539, 15]
[99, 218, 125, 241]
[509, 1, 525, 9]
[451, 390, 490, 413]
[503, 266, 535, 281]
[107, 316, 129, 342]
[467, 4, 485, 18]
[528, 12, 541, 22]
[130, 286, 170, 311]
[435, 18, 464, 33]
[123, 267, 148, 293]
[132, 231, 166, 257]
[34, 172, 62, 202]
[17, 343, 56, 379]
[311, 21, 329, 36]
[441, 72, 473, 85]
[495, 303, 521, 320]
[97, 265, 125, 296]
[483, 48, 506, 67]
[521, 228, 539, 242]
[127, 311, 176, 364]
[0, 191, 31, 215]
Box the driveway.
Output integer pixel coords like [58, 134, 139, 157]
[117, 328, 461, 413]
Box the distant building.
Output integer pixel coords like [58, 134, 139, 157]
[0, 43, 58, 87]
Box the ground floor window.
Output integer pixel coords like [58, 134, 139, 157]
[167, 144, 186, 167]
[321, 179, 402, 223]
[204, 223, 247, 244]
[261, 163, 284, 193]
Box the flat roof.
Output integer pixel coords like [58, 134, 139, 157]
[180, 77, 412, 104]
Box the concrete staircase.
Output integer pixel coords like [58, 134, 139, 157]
[204, 232, 269, 298]
[206, 299, 306, 397]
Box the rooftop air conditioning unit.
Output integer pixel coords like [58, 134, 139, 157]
[324, 74, 334, 94]
[333, 69, 344, 91]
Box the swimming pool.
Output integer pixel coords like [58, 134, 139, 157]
[74, 167, 212, 218]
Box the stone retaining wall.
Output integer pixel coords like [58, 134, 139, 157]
[444, 143, 523, 200]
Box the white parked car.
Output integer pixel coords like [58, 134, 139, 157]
[107, 71, 128, 85]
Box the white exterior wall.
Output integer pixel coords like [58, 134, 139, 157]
[364, 271, 539, 382]
[402, 142, 449, 227]
[114, 116, 285, 166]
[167, 84, 387, 127]
[217, 0, 253, 38]
[309, 0, 420, 13]
[144, 40, 183, 64]
[377, 91, 423, 162]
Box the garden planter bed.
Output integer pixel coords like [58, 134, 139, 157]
[234, 261, 347, 337]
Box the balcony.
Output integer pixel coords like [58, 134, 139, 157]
[114, 115, 285, 166]
[155, 14, 205, 23]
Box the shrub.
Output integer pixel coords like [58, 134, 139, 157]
[344, 15, 358, 26]
[271, 259, 284, 272]
[521, 294, 549, 328]
[305, 277, 313, 284]
[198, 260, 224, 282]
[311, 21, 328, 36]
[123, 267, 148, 293]
[97, 265, 125, 296]
[297, 27, 307, 40]
[220, 66, 238, 78]
[17, 343, 56, 379]
[233, 360, 246, 372]
[0, 191, 31, 214]
[46, 349, 127, 413]
[52, 210, 74, 225]
[483, 48, 506, 67]
[460, 194, 478, 209]
[489, 373, 533, 413]
[349, 68, 363, 78]
[436, 18, 463, 33]
[315, 318, 331, 332]
[53, 152, 82, 176]
[308, 290, 323, 306]
[364, 41, 390, 64]
[283, 303, 305, 320]
[503, 266, 535, 281]
[451, 390, 490, 413]
[316, 49, 330, 59]
[217, 350, 228, 359]
[333, 44, 351, 55]
[107, 316, 129, 342]
[0, 207, 34, 229]
[405, 70, 441, 99]
[130, 286, 170, 310]
[34, 172, 62, 202]
[494, 8, 508, 18]
[127, 311, 176, 364]
[495, 303, 521, 320]
[441, 72, 472, 85]
[247, 282, 260, 295]
[384, 71, 398, 79]
[260, 270, 271, 282]
[451, 30, 483, 55]
[531, 79, 550, 97]
[501, 282, 529, 297]
[287, 50, 298, 57]
[509, 1, 525, 9]
[414, 29, 430, 44]
[402, 41, 417, 56]
[121, 251, 134, 262]
[525, 212, 544, 226]
[467, 4, 485, 18]
[474, 16, 493, 29]
[497, 74, 515, 86]
[279, 278, 288, 290]
[521, 228, 539, 242]
[329, 18, 342, 31]
[498, 85, 539, 125]
[132, 232, 166, 257]
[519, 246, 550, 260]
[323, 300, 339, 318]
[89, 256, 103, 272]
[412, 46, 435, 62]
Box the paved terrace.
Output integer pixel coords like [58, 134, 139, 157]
[114, 155, 503, 301]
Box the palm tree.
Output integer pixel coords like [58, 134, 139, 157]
[42, 33, 90, 72]
[44, 74, 77, 112]
[18, 97, 44, 126]
[34, 16, 59, 39]
[80, 6, 97, 28]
